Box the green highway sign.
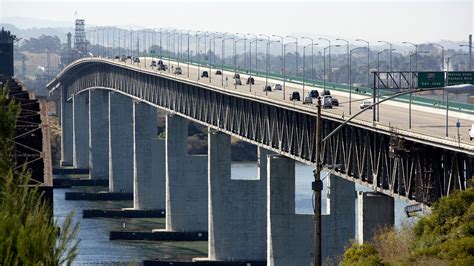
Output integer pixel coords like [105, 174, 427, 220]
[447, 71, 474, 86]
[418, 72, 445, 88]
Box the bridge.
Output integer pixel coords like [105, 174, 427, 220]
[48, 56, 473, 265]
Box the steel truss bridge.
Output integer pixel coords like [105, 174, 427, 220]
[48, 58, 473, 205]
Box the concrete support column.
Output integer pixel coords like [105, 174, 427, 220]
[357, 192, 394, 244]
[109, 92, 133, 193]
[133, 101, 165, 210]
[88, 89, 109, 179]
[60, 87, 73, 166]
[72, 92, 89, 169]
[165, 114, 207, 232]
[267, 156, 355, 265]
[208, 131, 270, 261]
[56, 97, 61, 126]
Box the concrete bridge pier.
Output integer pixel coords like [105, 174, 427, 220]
[198, 131, 271, 264]
[108, 92, 133, 193]
[357, 191, 395, 244]
[267, 155, 355, 265]
[72, 92, 89, 169]
[151, 114, 207, 239]
[60, 87, 73, 166]
[88, 89, 110, 180]
[131, 101, 165, 210]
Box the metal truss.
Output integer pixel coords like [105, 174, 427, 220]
[52, 61, 473, 205]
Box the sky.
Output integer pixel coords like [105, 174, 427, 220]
[0, 0, 472, 43]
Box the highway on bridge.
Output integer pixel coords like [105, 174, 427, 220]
[118, 56, 474, 149]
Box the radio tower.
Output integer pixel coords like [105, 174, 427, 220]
[74, 19, 87, 54]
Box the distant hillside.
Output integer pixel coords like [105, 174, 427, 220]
[0, 23, 72, 43]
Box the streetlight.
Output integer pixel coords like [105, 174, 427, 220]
[235, 37, 246, 82]
[286, 35, 298, 79]
[336, 38, 350, 86]
[209, 35, 222, 83]
[349, 46, 368, 115]
[197, 34, 207, 80]
[312, 83, 463, 266]
[323, 44, 340, 92]
[222, 36, 233, 86]
[318, 38, 331, 82]
[303, 43, 319, 97]
[376, 48, 396, 121]
[355, 39, 370, 88]
[301, 37, 315, 82]
[408, 50, 429, 129]
[446, 53, 468, 137]
[283, 41, 297, 100]
[429, 43, 445, 71]
[264, 39, 280, 96]
[379, 40, 394, 72]
[247, 33, 258, 74]
[272, 34, 284, 76]
[249, 38, 262, 92]
[459, 44, 473, 70]
[185, 30, 193, 77]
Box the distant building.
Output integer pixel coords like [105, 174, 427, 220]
[0, 27, 15, 79]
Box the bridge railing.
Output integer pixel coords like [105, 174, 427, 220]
[136, 54, 474, 115]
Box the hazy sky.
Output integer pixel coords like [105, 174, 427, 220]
[1, 0, 472, 43]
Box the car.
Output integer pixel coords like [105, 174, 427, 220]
[150, 60, 157, 67]
[360, 100, 373, 109]
[273, 84, 282, 90]
[174, 67, 182, 75]
[469, 124, 474, 141]
[201, 71, 209, 78]
[127, 55, 132, 60]
[114, 55, 120, 59]
[215, 70, 222, 75]
[323, 89, 331, 96]
[263, 85, 272, 92]
[331, 97, 339, 106]
[303, 94, 313, 104]
[158, 64, 167, 71]
[120, 55, 127, 62]
[158, 59, 164, 65]
[246, 77, 255, 85]
[290, 91, 300, 101]
[233, 78, 242, 85]
[233, 73, 240, 79]
[133, 57, 140, 63]
[309, 90, 319, 98]
[323, 95, 333, 108]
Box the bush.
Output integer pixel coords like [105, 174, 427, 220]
[341, 242, 383, 266]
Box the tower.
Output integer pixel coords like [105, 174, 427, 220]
[74, 19, 87, 54]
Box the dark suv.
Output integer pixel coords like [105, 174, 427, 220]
[290, 91, 301, 101]
[246, 77, 255, 85]
[201, 71, 209, 78]
[309, 90, 319, 98]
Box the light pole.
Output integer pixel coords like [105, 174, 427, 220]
[168, 29, 176, 73]
[336, 38, 350, 86]
[459, 44, 473, 70]
[185, 30, 192, 77]
[272, 34, 284, 76]
[197, 34, 207, 80]
[318, 38, 331, 82]
[355, 39, 370, 88]
[235, 37, 246, 80]
[323, 44, 340, 91]
[349, 46, 368, 115]
[408, 50, 429, 129]
[301, 37, 315, 82]
[222, 36, 233, 86]
[446, 53, 468, 137]
[210, 35, 222, 83]
[379, 40, 394, 73]
[283, 41, 297, 100]
[265, 39, 280, 96]
[303, 43, 319, 97]
[376, 48, 395, 121]
[286, 35, 298, 79]
[429, 43, 445, 71]
[249, 38, 261, 92]
[247, 33, 258, 74]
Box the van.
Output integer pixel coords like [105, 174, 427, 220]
[469, 124, 474, 141]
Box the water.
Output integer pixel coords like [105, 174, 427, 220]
[54, 162, 410, 263]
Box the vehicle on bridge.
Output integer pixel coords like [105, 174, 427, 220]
[150, 60, 157, 67]
[309, 90, 319, 98]
[174, 67, 182, 75]
[303, 94, 313, 104]
[158, 64, 167, 71]
[233, 73, 240, 79]
[133, 57, 140, 63]
[331, 97, 339, 106]
[290, 91, 300, 101]
[114, 55, 120, 60]
[273, 84, 282, 90]
[322, 89, 331, 96]
[470, 124, 474, 141]
[360, 100, 373, 109]
[246, 77, 255, 85]
[215, 70, 222, 75]
[263, 85, 272, 92]
[323, 95, 333, 108]
[201, 71, 209, 78]
[233, 78, 242, 85]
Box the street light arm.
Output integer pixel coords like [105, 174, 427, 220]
[322, 86, 452, 142]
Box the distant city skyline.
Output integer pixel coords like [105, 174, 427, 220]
[0, 0, 472, 44]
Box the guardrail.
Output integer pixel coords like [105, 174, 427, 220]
[139, 54, 474, 115]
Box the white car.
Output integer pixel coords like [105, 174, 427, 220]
[469, 124, 474, 141]
[360, 100, 373, 109]
[273, 84, 282, 90]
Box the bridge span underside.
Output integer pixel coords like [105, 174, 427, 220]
[51, 60, 472, 205]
